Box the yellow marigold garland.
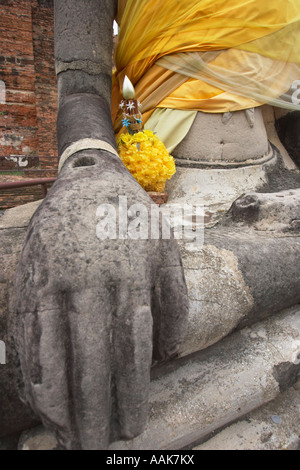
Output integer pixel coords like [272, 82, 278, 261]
[117, 130, 176, 192]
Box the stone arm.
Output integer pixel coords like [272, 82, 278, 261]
[13, 0, 188, 450]
[55, 0, 118, 164]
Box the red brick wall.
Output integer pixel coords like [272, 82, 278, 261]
[0, 0, 58, 172]
[31, 0, 57, 169]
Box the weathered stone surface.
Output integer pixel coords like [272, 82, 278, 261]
[173, 108, 269, 163]
[162, 186, 300, 356]
[56, 94, 117, 157]
[194, 385, 300, 450]
[2, 186, 300, 439]
[0, 202, 41, 437]
[12, 151, 188, 450]
[2, 0, 299, 454]
[206, 230, 300, 330]
[13, 308, 300, 451]
[165, 149, 276, 218]
[166, 145, 300, 229]
[228, 188, 300, 232]
[0, 200, 42, 229]
[4, 193, 300, 364]
[18, 425, 59, 451]
[178, 242, 254, 355]
[55, 0, 117, 106]
[2, 1, 187, 449]
[109, 307, 300, 450]
[2, 189, 300, 447]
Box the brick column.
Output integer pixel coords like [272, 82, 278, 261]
[0, 0, 58, 173]
[0, 0, 39, 169]
[31, 0, 58, 171]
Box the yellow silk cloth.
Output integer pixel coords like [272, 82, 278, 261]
[112, 0, 300, 134]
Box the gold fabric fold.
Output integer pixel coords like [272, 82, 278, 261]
[113, 0, 300, 134]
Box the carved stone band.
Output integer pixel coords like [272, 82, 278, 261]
[58, 138, 120, 173]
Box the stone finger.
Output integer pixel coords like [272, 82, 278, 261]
[152, 260, 189, 362]
[112, 298, 153, 441]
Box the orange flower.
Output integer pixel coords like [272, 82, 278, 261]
[117, 130, 176, 192]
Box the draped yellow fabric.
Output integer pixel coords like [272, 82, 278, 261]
[112, 0, 300, 133]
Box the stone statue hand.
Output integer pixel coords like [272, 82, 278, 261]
[14, 149, 188, 450]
